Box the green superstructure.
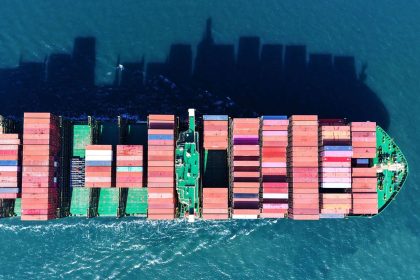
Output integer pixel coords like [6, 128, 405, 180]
[374, 126, 409, 212]
[175, 109, 200, 221]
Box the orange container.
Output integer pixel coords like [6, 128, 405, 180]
[148, 145, 174, 151]
[149, 114, 175, 121]
[202, 214, 229, 220]
[202, 203, 228, 208]
[202, 208, 229, 214]
[85, 145, 112, 150]
[232, 187, 259, 193]
[290, 115, 318, 121]
[148, 182, 174, 188]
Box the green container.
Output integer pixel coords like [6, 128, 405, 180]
[125, 188, 148, 216]
[116, 166, 143, 172]
[97, 188, 120, 217]
[70, 188, 91, 216]
[13, 198, 21, 217]
[72, 125, 91, 157]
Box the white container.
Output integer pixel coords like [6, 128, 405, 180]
[320, 182, 352, 188]
[85, 155, 113, 161]
[0, 166, 20, 172]
[85, 177, 112, 183]
[263, 193, 288, 199]
[85, 150, 113, 156]
[322, 167, 352, 173]
[231, 214, 259, 219]
[148, 193, 174, 199]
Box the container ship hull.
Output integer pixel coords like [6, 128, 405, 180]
[0, 111, 408, 221]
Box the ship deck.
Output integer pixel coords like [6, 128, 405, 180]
[375, 126, 409, 213]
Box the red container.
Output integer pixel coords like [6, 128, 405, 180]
[146, 214, 176, 220]
[147, 115, 176, 215]
[203, 188, 228, 194]
[202, 208, 229, 214]
[21, 214, 56, 221]
[147, 182, 174, 188]
[148, 208, 176, 214]
[290, 115, 318, 121]
[352, 177, 377, 184]
[0, 193, 20, 199]
[85, 145, 112, 150]
[232, 209, 260, 215]
[85, 182, 112, 188]
[202, 214, 229, 220]
[22, 113, 59, 221]
[21, 209, 56, 215]
[351, 122, 376, 132]
[352, 147, 376, 158]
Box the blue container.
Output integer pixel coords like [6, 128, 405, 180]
[233, 201, 259, 209]
[85, 161, 112, 167]
[203, 115, 229, 121]
[323, 146, 353, 151]
[148, 134, 174, 140]
[233, 193, 259, 199]
[261, 115, 288, 120]
[356, 158, 370, 164]
[320, 214, 345, 219]
[0, 160, 18, 166]
[0, 188, 19, 193]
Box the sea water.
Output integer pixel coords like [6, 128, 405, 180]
[0, 1, 419, 279]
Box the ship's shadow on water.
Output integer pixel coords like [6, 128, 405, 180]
[0, 18, 389, 129]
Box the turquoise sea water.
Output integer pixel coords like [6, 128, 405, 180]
[0, 1, 419, 279]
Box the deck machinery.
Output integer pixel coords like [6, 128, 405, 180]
[175, 109, 200, 221]
[374, 126, 408, 211]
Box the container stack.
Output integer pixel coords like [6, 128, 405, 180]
[288, 115, 319, 220]
[351, 192, 378, 215]
[0, 134, 21, 199]
[202, 115, 229, 220]
[116, 145, 143, 188]
[21, 113, 60, 221]
[231, 118, 260, 219]
[351, 122, 378, 215]
[84, 145, 113, 188]
[147, 115, 176, 220]
[260, 116, 289, 218]
[203, 115, 229, 150]
[351, 122, 376, 159]
[70, 124, 91, 188]
[319, 120, 352, 218]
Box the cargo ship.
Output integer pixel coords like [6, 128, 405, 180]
[0, 110, 408, 221]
